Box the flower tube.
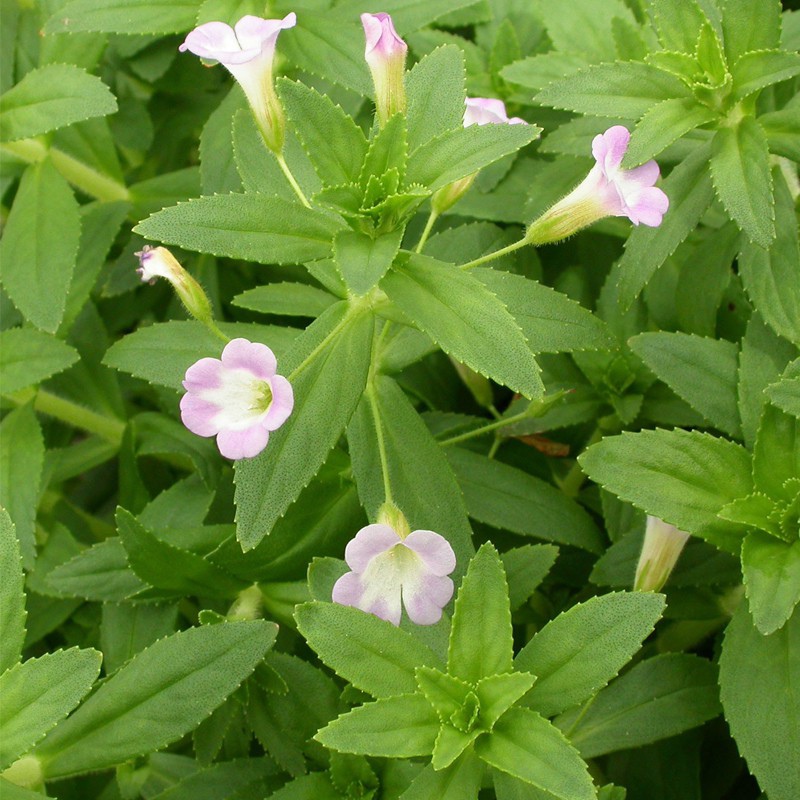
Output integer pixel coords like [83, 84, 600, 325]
[361, 12, 407, 126]
[634, 515, 691, 592]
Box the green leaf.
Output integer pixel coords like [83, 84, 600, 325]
[502, 545, 559, 611]
[710, 118, 774, 249]
[360, 114, 408, 191]
[199, 88, 243, 196]
[515, 592, 666, 717]
[405, 45, 466, 152]
[145, 758, 276, 800]
[407, 123, 539, 192]
[0, 64, 117, 141]
[732, 51, 800, 102]
[448, 544, 513, 684]
[279, 79, 368, 187]
[334, 228, 403, 295]
[476, 672, 537, 730]
[100, 602, 178, 676]
[315, 694, 439, 758]
[475, 708, 594, 800]
[0, 159, 81, 332]
[474, 268, 615, 353]
[720, 603, 800, 800]
[0, 648, 101, 770]
[758, 102, 800, 161]
[401, 751, 483, 800]
[232, 282, 338, 317]
[579, 428, 753, 553]
[447, 448, 604, 554]
[382, 254, 543, 398]
[557, 653, 721, 758]
[134, 194, 343, 265]
[0, 329, 78, 397]
[767, 369, 800, 418]
[234, 305, 374, 549]
[536, 62, 691, 119]
[36, 621, 277, 778]
[43, 0, 199, 34]
[501, 53, 589, 92]
[0, 510, 26, 675]
[295, 602, 440, 699]
[742, 533, 800, 635]
[720, 0, 782, 63]
[738, 169, 800, 345]
[628, 332, 741, 437]
[650, 0, 711, 53]
[617, 144, 715, 306]
[0, 405, 43, 570]
[754, 404, 799, 502]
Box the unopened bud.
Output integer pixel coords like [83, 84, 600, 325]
[361, 12, 407, 127]
[377, 500, 411, 539]
[634, 515, 691, 592]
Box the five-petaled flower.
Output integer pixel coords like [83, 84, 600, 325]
[526, 125, 669, 244]
[361, 12, 407, 126]
[332, 522, 456, 626]
[179, 14, 296, 152]
[180, 338, 294, 460]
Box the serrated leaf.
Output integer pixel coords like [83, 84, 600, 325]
[651, 0, 710, 53]
[579, 428, 752, 553]
[134, 194, 343, 265]
[710, 118, 774, 249]
[401, 751, 483, 800]
[232, 282, 337, 317]
[234, 304, 373, 549]
[502, 53, 589, 92]
[199, 88, 243, 195]
[515, 592, 666, 717]
[43, 0, 199, 34]
[35, 621, 277, 778]
[767, 371, 800, 418]
[334, 228, 403, 295]
[753, 404, 799, 502]
[100, 602, 178, 676]
[720, 0, 782, 63]
[382, 254, 543, 398]
[732, 50, 800, 102]
[0, 159, 81, 332]
[0, 510, 26, 674]
[0, 64, 117, 141]
[502, 545, 558, 611]
[0, 329, 79, 395]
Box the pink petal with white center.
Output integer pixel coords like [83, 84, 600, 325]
[344, 524, 401, 571]
[180, 393, 221, 437]
[234, 13, 296, 51]
[179, 21, 259, 65]
[361, 12, 406, 59]
[216, 424, 270, 460]
[263, 374, 294, 430]
[402, 573, 454, 625]
[592, 125, 630, 172]
[182, 357, 224, 392]
[404, 530, 457, 576]
[221, 338, 277, 379]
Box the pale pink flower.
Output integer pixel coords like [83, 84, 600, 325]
[361, 12, 407, 125]
[332, 523, 456, 626]
[179, 14, 296, 151]
[634, 515, 691, 592]
[463, 97, 526, 127]
[180, 338, 294, 460]
[526, 125, 669, 244]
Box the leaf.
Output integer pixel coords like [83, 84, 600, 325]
[710, 118, 774, 249]
[474, 268, 615, 354]
[232, 283, 337, 317]
[447, 448, 604, 553]
[0, 64, 117, 141]
[767, 372, 800, 418]
[738, 169, 800, 345]
[502, 53, 589, 92]
[407, 123, 539, 192]
[536, 62, 691, 119]
[753, 404, 799, 502]
[448, 544, 513, 684]
[35, 621, 277, 778]
[720, 0, 782, 63]
[617, 144, 715, 306]
[719, 603, 800, 800]
[401, 751, 483, 800]
[475, 708, 595, 800]
[502, 545, 559, 611]
[628, 332, 741, 437]
[134, 194, 343, 265]
[199, 88, 243, 195]
[0, 510, 26, 674]
[579, 428, 753, 553]
[315, 694, 439, 757]
[0, 648, 101, 770]
[0, 159, 81, 332]
[295, 602, 440, 698]
[732, 50, 800, 101]
[557, 653, 721, 758]
[382, 254, 543, 398]
[100, 602, 178, 675]
[0, 329, 79, 397]
[650, 0, 711, 53]
[515, 592, 666, 717]
[43, 0, 200, 34]
[742, 533, 800, 635]
[234, 305, 374, 549]
[334, 228, 403, 295]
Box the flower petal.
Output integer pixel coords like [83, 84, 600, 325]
[627, 185, 670, 226]
[624, 159, 660, 187]
[221, 338, 277, 379]
[593, 125, 630, 172]
[234, 12, 296, 51]
[180, 393, 221, 437]
[404, 530, 457, 576]
[402, 574, 454, 625]
[263, 374, 294, 430]
[344, 524, 400, 571]
[183, 357, 224, 392]
[215, 424, 270, 460]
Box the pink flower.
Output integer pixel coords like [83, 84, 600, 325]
[361, 12, 407, 126]
[180, 338, 294, 460]
[463, 97, 526, 127]
[332, 523, 456, 626]
[526, 125, 669, 244]
[179, 14, 296, 151]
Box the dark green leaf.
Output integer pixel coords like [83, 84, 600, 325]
[0, 510, 26, 674]
[232, 283, 338, 317]
[0, 329, 79, 396]
[44, 0, 199, 34]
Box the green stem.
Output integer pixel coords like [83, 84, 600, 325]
[275, 152, 312, 209]
[415, 209, 439, 254]
[206, 319, 230, 344]
[439, 407, 536, 447]
[367, 382, 393, 506]
[557, 426, 603, 498]
[288, 306, 359, 382]
[458, 237, 529, 270]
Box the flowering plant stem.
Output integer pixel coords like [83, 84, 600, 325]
[275, 152, 312, 208]
[414, 209, 440, 253]
[366, 381, 394, 506]
[458, 237, 528, 270]
[438, 406, 540, 447]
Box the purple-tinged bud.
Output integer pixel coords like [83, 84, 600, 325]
[361, 12, 407, 127]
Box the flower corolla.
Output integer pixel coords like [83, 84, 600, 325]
[361, 12, 407, 126]
[180, 338, 294, 460]
[332, 523, 456, 626]
[634, 515, 691, 592]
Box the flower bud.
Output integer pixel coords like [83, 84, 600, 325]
[634, 515, 691, 592]
[361, 12, 407, 127]
[377, 500, 411, 539]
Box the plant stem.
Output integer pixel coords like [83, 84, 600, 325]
[367, 382, 393, 506]
[275, 152, 312, 208]
[287, 306, 359, 382]
[414, 209, 439, 253]
[458, 237, 529, 270]
[558, 426, 604, 497]
[439, 407, 536, 447]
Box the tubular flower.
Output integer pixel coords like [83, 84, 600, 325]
[332, 523, 456, 626]
[180, 338, 294, 460]
[361, 12, 407, 126]
[179, 13, 296, 152]
[526, 125, 669, 245]
[634, 515, 691, 592]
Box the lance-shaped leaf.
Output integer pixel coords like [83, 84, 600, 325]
[382, 254, 543, 398]
[334, 228, 403, 295]
[0, 510, 26, 674]
[235, 304, 374, 549]
[732, 51, 800, 102]
[753, 404, 799, 502]
[650, 0, 710, 53]
[233, 282, 338, 318]
[35, 621, 277, 778]
[0, 330, 77, 396]
[43, 0, 199, 34]
[720, 0, 781, 63]
[401, 751, 483, 800]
